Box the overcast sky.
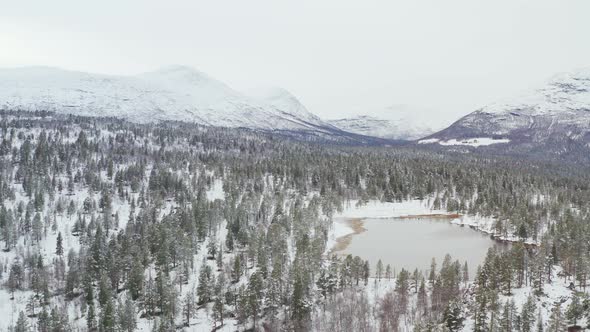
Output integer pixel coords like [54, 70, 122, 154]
[1, 0, 589, 124]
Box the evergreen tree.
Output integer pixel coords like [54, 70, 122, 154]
[56, 232, 63, 256]
[566, 292, 584, 326]
[197, 264, 212, 304]
[247, 272, 264, 327]
[117, 293, 137, 332]
[99, 297, 116, 332]
[182, 291, 196, 327]
[14, 311, 29, 332]
[376, 259, 383, 281]
[547, 303, 566, 332]
[87, 302, 97, 331]
[443, 300, 464, 331]
[520, 294, 537, 332]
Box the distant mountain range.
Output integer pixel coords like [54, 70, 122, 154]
[327, 105, 444, 140]
[0, 65, 357, 139]
[1, 65, 590, 156]
[421, 68, 590, 158]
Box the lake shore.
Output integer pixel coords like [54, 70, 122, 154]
[394, 213, 461, 220]
[330, 218, 367, 253]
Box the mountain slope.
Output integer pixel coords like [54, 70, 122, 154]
[328, 105, 443, 140]
[421, 68, 590, 155]
[0, 65, 345, 136]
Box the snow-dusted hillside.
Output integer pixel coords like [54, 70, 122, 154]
[424, 68, 590, 149]
[0, 66, 337, 134]
[328, 105, 443, 140]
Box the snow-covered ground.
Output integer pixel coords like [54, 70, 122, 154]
[418, 137, 511, 147]
[335, 199, 444, 219]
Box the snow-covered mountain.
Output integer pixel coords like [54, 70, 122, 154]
[0, 65, 345, 136]
[422, 68, 590, 152]
[328, 105, 443, 140]
[261, 87, 325, 125]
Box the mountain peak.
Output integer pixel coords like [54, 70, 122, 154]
[258, 87, 323, 123]
[327, 104, 445, 140]
[139, 65, 226, 89]
[0, 65, 338, 134]
[146, 65, 209, 77]
[425, 67, 590, 153]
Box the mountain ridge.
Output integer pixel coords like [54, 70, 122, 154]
[420, 67, 590, 160]
[328, 104, 444, 140]
[0, 65, 340, 135]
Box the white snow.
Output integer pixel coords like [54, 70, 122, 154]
[438, 137, 511, 147]
[417, 138, 440, 144]
[482, 67, 590, 117]
[0, 66, 330, 132]
[335, 199, 444, 219]
[206, 179, 225, 201]
[419, 137, 511, 146]
[328, 104, 445, 141]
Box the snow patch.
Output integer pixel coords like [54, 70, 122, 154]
[438, 137, 511, 147]
[417, 138, 440, 144]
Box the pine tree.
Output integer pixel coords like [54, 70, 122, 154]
[56, 231, 64, 256]
[100, 296, 116, 332]
[25, 295, 37, 317]
[395, 269, 410, 314]
[291, 274, 310, 330]
[38, 307, 50, 332]
[182, 291, 196, 327]
[8, 259, 24, 299]
[429, 258, 437, 284]
[87, 302, 97, 331]
[499, 299, 516, 332]
[98, 273, 111, 308]
[385, 264, 392, 280]
[127, 258, 144, 300]
[117, 293, 137, 332]
[231, 255, 242, 283]
[443, 300, 464, 331]
[14, 311, 29, 332]
[566, 291, 583, 326]
[247, 272, 263, 328]
[197, 264, 212, 304]
[213, 297, 224, 328]
[49, 307, 68, 332]
[376, 259, 383, 281]
[547, 303, 566, 332]
[362, 260, 370, 285]
[520, 294, 537, 332]
[462, 262, 469, 284]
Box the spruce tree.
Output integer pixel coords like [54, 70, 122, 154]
[14, 311, 29, 332]
[547, 303, 566, 332]
[56, 232, 64, 256]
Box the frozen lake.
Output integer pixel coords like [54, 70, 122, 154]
[337, 217, 506, 277]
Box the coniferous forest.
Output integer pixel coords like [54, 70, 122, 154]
[1, 110, 590, 331]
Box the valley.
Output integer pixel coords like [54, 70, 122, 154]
[3, 1, 590, 330]
[0, 110, 587, 331]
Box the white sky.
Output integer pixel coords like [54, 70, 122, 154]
[1, 0, 589, 124]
